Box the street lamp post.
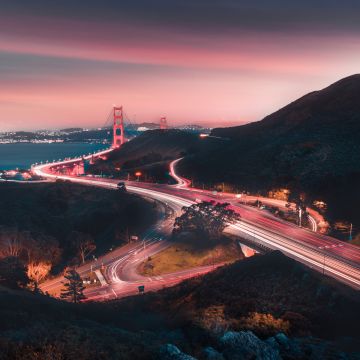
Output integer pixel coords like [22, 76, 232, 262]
[143, 238, 146, 261]
[349, 223, 353, 241]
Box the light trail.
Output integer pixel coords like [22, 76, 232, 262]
[34, 151, 360, 293]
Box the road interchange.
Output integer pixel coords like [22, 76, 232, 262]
[34, 154, 360, 297]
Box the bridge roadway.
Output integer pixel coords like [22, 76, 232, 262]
[34, 156, 360, 297]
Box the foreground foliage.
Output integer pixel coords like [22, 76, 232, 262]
[1, 251, 359, 359]
[60, 269, 86, 303]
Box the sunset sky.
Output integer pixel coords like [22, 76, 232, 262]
[1, 0, 360, 131]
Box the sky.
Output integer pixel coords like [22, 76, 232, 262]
[0, 0, 359, 131]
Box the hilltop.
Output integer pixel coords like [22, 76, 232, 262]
[213, 74, 360, 139]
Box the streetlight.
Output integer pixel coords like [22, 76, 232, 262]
[349, 223, 353, 241]
[135, 171, 142, 181]
[142, 238, 146, 261]
[318, 243, 343, 275]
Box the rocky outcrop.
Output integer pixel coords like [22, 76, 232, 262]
[158, 344, 196, 360]
[202, 347, 225, 360]
[218, 331, 281, 360]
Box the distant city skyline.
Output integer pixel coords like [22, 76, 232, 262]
[0, 121, 215, 133]
[1, 0, 360, 131]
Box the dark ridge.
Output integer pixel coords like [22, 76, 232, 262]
[179, 75, 360, 232]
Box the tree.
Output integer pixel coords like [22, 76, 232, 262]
[116, 227, 130, 244]
[173, 201, 241, 240]
[60, 269, 86, 303]
[23, 233, 61, 288]
[0, 256, 29, 289]
[23, 232, 61, 264]
[0, 227, 23, 258]
[73, 232, 96, 264]
[27, 262, 52, 290]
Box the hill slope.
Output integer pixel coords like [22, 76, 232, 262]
[213, 74, 360, 139]
[0, 182, 157, 272]
[1, 252, 359, 359]
[179, 75, 360, 229]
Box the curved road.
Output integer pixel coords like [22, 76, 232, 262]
[35, 153, 360, 296]
[39, 176, 220, 300]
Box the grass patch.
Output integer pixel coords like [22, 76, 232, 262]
[138, 236, 244, 276]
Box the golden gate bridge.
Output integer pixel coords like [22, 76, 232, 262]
[44, 106, 168, 176]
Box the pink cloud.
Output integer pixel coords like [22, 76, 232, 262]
[1, 15, 359, 75]
[0, 14, 359, 130]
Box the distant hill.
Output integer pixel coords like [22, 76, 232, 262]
[135, 122, 159, 129]
[179, 75, 360, 229]
[213, 74, 360, 139]
[89, 129, 204, 181]
[59, 127, 83, 132]
[101, 129, 201, 164]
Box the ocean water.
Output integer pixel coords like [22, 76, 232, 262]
[0, 143, 110, 170]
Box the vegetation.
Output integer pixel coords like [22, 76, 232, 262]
[0, 182, 157, 287]
[350, 233, 360, 247]
[60, 269, 86, 303]
[0, 257, 28, 289]
[123, 251, 360, 345]
[173, 201, 241, 241]
[139, 235, 244, 276]
[139, 201, 243, 276]
[72, 231, 96, 264]
[0, 251, 359, 359]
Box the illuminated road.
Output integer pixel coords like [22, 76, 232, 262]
[34, 154, 360, 293]
[40, 187, 220, 300]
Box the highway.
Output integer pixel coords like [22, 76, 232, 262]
[34, 153, 360, 296]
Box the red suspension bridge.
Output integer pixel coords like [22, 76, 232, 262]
[40, 106, 168, 176]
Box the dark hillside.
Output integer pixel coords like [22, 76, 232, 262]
[179, 75, 360, 231]
[213, 74, 360, 140]
[0, 182, 157, 271]
[89, 129, 204, 182]
[1, 251, 359, 359]
[119, 251, 360, 343]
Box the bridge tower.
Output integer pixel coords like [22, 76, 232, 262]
[71, 159, 85, 176]
[160, 116, 168, 130]
[113, 106, 125, 148]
